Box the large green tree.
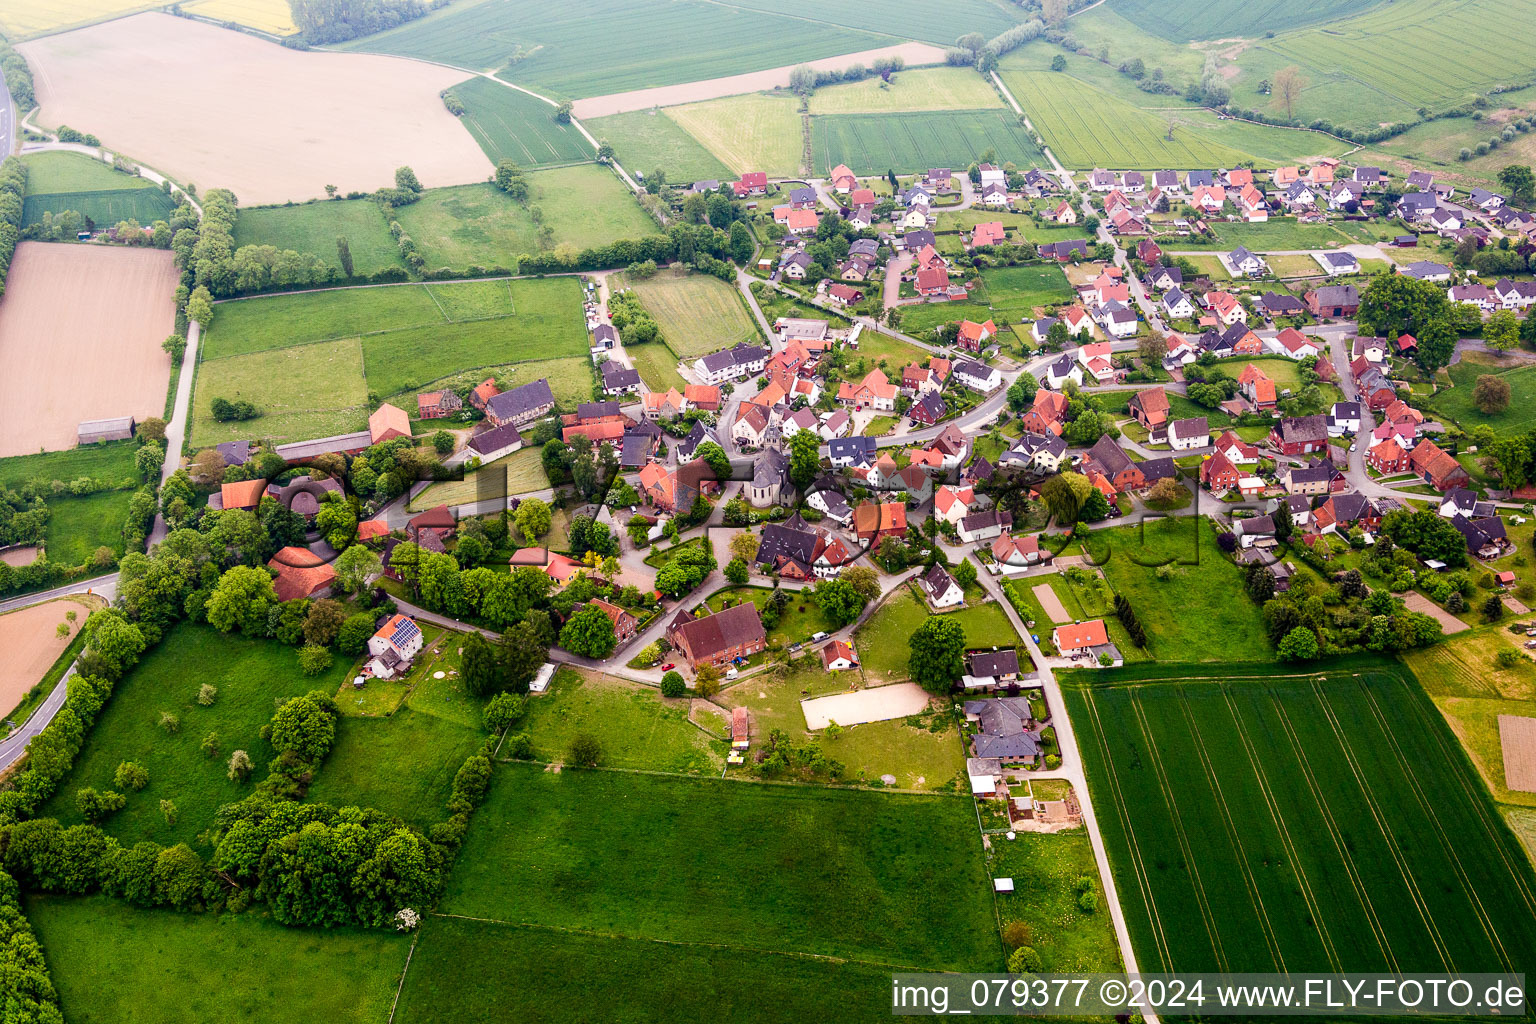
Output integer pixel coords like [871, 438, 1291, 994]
[908, 616, 967, 694]
[559, 604, 618, 659]
[788, 429, 821, 490]
[205, 565, 278, 635]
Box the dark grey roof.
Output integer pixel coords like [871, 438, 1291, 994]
[1260, 290, 1304, 313]
[467, 421, 523, 455]
[601, 363, 642, 391]
[1329, 401, 1361, 421]
[1325, 492, 1377, 524]
[752, 448, 791, 491]
[593, 324, 618, 344]
[1399, 191, 1437, 214]
[787, 187, 816, 203]
[486, 378, 555, 422]
[1452, 513, 1507, 550]
[1240, 514, 1276, 535]
[1319, 251, 1357, 268]
[921, 562, 959, 599]
[1150, 265, 1183, 287]
[1276, 415, 1328, 443]
[1139, 456, 1178, 484]
[904, 230, 936, 249]
[974, 732, 1041, 759]
[1088, 435, 1135, 477]
[967, 649, 1020, 678]
[676, 421, 721, 462]
[960, 510, 1012, 534]
[1186, 170, 1215, 187]
[619, 433, 651, 468]
[215, 440, 252, 466]
[755, 522, 819, 567]
[1169, 416, 1207, 439]
[830, 436, 876, 460]
[913, 390, 946, 421]
[1310, 284, 1358, 307]
[577, 400, 620, 420]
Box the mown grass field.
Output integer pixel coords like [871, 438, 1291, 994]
[391, 167, 658, 270]
[440, 761, 1002, 970]
[1108, 0, 1383, 41]
[812, 108, 1045, 176]
[21, 151, 157, 193]
[853, 587, 1019, 685]
[988, 827, 1122, 971]
[452, 75, 593, 166]
[194, 277, 585, 443]
[36, 625, 356, 848]
[627, 339, 688, 391]
[27, 895, 407, 1024]
[232, 199, 404, 277]
[0, 439, 139, 489]
[519, 669, 725, 774]
[613, 267, 761, 358]
[1428, 353, 1536, 438]
[181, 0, 296, 34]
[1066, 667, 1536, 974]
[1080, 517, 1273, 663]
[20, 155, 176, 230]
[808, 66, 1003, 114]
[585, 110, 730, 183]
[337, 0, 898, 97]
[395, 914, 899, 1024]
[306, 708, 485, 828]
[44, 490, 130, 564]
[1005, 70, 1252, 169]
[978, 264, 1073, 316]
[665, 93, 804, 178]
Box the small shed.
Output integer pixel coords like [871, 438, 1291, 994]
[77, 416, 136, 445]
[529, 662, 556, 694]
[731, 706, 750, 749]
[993, 877, 1015, 893]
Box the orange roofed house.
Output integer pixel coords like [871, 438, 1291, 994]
[215, 477, 267, 512]
[854, 502, 907, 543]
[639, 459, 718, 512]
[267, 546, 336, 603]
[1051, 619, 1123, 667]
[368, 402, 411, 444]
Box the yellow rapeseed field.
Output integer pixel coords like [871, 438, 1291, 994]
[1, 0, 162, 40]
[182, 0, 296, 36]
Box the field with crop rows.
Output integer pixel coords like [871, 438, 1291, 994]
[665, 94, 804, 177]
[812, 109, 1045, 176]
[452, 76, 593, 166]
[337, 0, 890, 98]
[1066, 668, 1536, 974]
[1006, 70, 1252, 169]
[21, 150, 173, 230]
[585, 110, 730, 183]
[1236, 0, 1536, 129]
[1106, 0, 1384, 41]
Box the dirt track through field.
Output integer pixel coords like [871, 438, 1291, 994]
[1032, 582, 1070, 623]
[570, 42, 947, 119]
[20, 13, 491, 204]
[0, 242, 177, 457]
[0, 598, 92, 719]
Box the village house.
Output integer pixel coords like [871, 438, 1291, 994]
[484, 379, 556, 428]
[600, 362, 642, 397]
[957, 510, 1013, 544]
[821, 640, 859, 672]
[964, 649, 1023, 691]
[668, 603, 767, 670]
[416, 389, 463, 420]
[1265, 327, 1321, 360]
[1239, 363, 1277, 410]
[364, 614, 423, 679]
[965, 699, 1040, 761]
[920, 563, 965, 609]
[1270, 415, 1329, 456]
[953, 359, 1002, 393]
[1083, 436, 1145, 494]
[999, 431, 1068, 473]
[1327, 401, 1362, 436]
[854, 502, 907, 544]
[991, 532, 1053, 568]
[956, 318, 996, 353]
[269, 547, 337, 603]
[1052, 619, 1122, 667]
[1043, 352, 1084, 390]
[1168, 416, 1209, 451]
[693, 342, 769, 384]
[1023, 388, 1069, 436]
[1127, 386, 1170, 433]
[1409, 438, 1471, 491]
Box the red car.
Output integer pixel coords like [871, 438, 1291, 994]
[662, 663, 675, 671]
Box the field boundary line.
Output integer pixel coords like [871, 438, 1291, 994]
[386, 928, 420, 1024]
[1078, 689, 1172, 969]
[489, 757, 968, 798]
[428, 913, 941, 971]
[1220, 687, 1342, 971]
[423, 284, 450, 320]
[1267, 686, 1398, 970]
[1174, 690, 1287, 971]
[1353, 675, 1517, 968]
[1128, 690, 1228, 971]
[1309, 680, 1455, 970]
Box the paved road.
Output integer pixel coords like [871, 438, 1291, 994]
[0, 72, 14, 158]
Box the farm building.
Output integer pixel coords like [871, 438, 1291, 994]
[77, 416, 135, 445]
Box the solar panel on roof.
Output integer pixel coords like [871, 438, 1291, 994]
[391, 618, 421, 647]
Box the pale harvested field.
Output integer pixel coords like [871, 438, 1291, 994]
[1032, 583, 1070, 623]
[20, 14, 491, 204]
[571, 42, 947, 119]
[0, 242, 176, 458]
[0, 598, 93, 717]
[1500, 715, 1536, 793]
[1403, 590, 1470, 634]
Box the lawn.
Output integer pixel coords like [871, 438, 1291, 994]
[194, 278, 587, 443]
[18, 151, 176, 229]
[584, 110, 731, 183]
[0, 439, 139, 490]
[452, 75, 593, 167]
[518, 667, 725, 773]
[1428, 353, 1536, 438]
[978, 264, 1074, 316]
[854, 587, 1018, 685]
[665, 93, 804, 178]
[808, 67, 1004, 114]
[305, 708, 485, 828]
[613, 267, 762, 358]
[811, 109, 1046, 176]
[988, 827, 1123, 972]
[391, 166, 659, 270]
[848, 327, 928, 372]
[35, 625, 357, 848]
[720, 658, 965, 791]
[862, 414, 898, 437]
[26, 895, 407, 1024]
[627, 340, 687, 391]
[232, 199, 404, 277]
[1080, 517, 1274, 663]
[1177, 219, 1367, 251]
[1066, 667, 1536, 974]
[1003, 70, 1253, 170]
[702, 584, 835, 648]
[20, 151, 162, 194]
[394, 914, 898, 1024]
[440, 762, 1002, 970]
[44, 490, 131, 565]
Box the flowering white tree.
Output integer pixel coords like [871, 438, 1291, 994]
[395, 908, 421, 931]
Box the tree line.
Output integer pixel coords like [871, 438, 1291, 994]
[0, 158, 24, 300]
